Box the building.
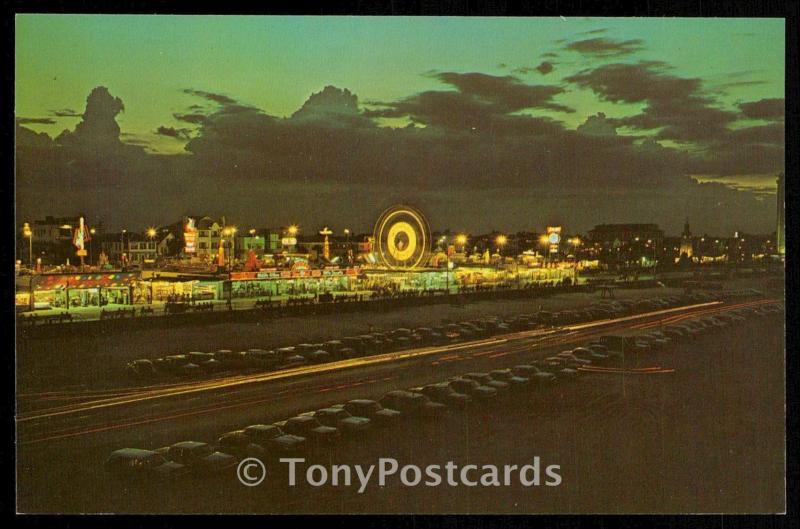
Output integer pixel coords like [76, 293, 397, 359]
[679, 219, 694, 259]
[22, 215, 103, 265]
[194, 216, 226, 259]
[588, 223, 664, 268]
[776, 172, 785, 256]
[126, 233, 158, 264]
[98, 231, 158, 266]
[588, 223, 665, 245]
[30, 215, 83, 244]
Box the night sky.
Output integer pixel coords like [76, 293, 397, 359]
[15, 16, 785, 236]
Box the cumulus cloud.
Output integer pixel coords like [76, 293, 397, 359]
[14, 78, 783, 236]
[565, 37, 644, 56]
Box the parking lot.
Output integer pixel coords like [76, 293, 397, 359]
[17, 297, 784, 513]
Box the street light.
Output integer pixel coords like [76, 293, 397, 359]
[287, 224, 299, 237]
[89, 227, 96, 266]
[223, 226, 237, 268]
[496, 234, 507, 251]
[22, 222, 32, 268]
[456, 234, 467, 251]
[121, 229, 127, 267]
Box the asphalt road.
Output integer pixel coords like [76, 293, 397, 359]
[16, 296, 784, 513]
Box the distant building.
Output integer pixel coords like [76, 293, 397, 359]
[31, 215, 83, 244]
[194, 216, 226, 259]
[776, 172, 785, 256]
[679, 219, 694, 259]
[588, 223, 664, 246]
[126, 233, 158, 264]
[588, 223, 664, 268]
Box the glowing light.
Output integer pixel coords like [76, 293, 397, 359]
[22, 222, 32, 237]
[287, 225, 299, 236]
[496, 234, 507, 246]
[456, 234, 468, 246]
[146, 227, 157, 239]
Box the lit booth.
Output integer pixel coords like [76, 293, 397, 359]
[31, 273, 140, 309]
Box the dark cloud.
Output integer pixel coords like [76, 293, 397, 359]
[431, 72, 572, 113]
[715, 80, 767, 89]
[739, 98, 784, 121]
[541, 52, 559, 58]
[14, 82, 783, 236]
[182, 88, 238, 106]
[16, 117, 56, 125]
[50, 109, 83, 118]
[580, 28, 608, 35]
[566, 61, 738, 142]
[56, 86, 127, 147]
[513, 62, 555, 75]
[155, 126, 193, 140]
[173, 112, 209, 125]
[565, 37, 644, 56]
[536, 61, 555, 75]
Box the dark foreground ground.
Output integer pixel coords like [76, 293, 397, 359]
[17, 311, 784, 514]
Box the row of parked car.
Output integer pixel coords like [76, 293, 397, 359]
[106, 300, 783, 481]
[125, 294, 707, 380]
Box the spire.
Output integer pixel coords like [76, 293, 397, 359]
[682, 218, 691, 238]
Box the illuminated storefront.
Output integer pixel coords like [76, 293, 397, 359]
[229, 268, 359, 298]
[30, 273, 139, 308]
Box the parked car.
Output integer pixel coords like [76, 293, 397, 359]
[276, 416, 340, 447]
[276, 347, 307, 369]
[158, 441, 236, 474]
[339, 399, 402, 426]
[415, 327, 446, 345]
[245, 349, 279, 370]
[216, 430, 267, 459]
[511, 364, 558, 386]
[533, 358, 579, 379]
[126, 359, 157, 378]
[571, 346, 609, 364]
[448, 377, 498, 402]
[302, 349, 331, 364]
[413, 383, 471, 409]
[313, 408, 371, 434]
[556, 351, 592, 367]
[380, 390, 447, 418]
[168, 361, 199, 377]
[489, 369, 530, 392]
[242, 424, 307, 454]
[462, 372, 511, 395]
[104, 448, 188, 481]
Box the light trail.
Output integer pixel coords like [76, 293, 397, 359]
[17, 299, 779, 437]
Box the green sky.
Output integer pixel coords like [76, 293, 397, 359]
[16, 15, 784, 155]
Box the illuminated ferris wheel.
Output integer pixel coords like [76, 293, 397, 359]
[373, 205, 432, 270]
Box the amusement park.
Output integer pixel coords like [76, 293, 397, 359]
[15, 205, 589, 319]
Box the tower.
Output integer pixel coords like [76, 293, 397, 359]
[776, 172, 785, 256]
[679, 218, 693, 259]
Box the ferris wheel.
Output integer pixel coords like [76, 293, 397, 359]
[373, 205, 432, 270]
